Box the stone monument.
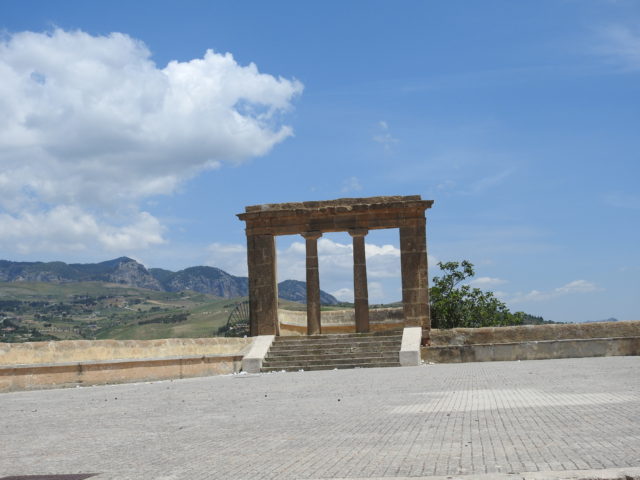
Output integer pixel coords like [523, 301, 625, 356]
[237, 195, 434, 342]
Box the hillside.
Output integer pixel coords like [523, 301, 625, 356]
[151, 266, 248, 298]
[0, 257, 338, 305]
[0, 281, 318, 342]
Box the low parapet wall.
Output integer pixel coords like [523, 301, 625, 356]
[0, 337, 251, 365]
[0, 337, 252, 393]
[424, 321, 640, 363]
[4, 321, 639, 391]
[423, 337, 640, 363]
[430, 321, 640, 345]
[278, 307, 404, 335]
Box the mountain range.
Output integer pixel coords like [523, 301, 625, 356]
[0, 257, 339, 305]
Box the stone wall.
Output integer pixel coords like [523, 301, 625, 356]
[424, 321, 640, 363]
[0, 337, 252, 365]
[3, 321, 638, 392]
[430, 321, 640, 345]
[278, 307, 404, 335]
[0, 337, 253, 393]
[423, 337, 640, 363]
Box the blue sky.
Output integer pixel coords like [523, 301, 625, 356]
[1, 1, 638, 322]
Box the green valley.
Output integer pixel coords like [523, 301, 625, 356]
[0, 281, 253, 342]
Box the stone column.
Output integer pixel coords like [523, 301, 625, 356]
[246, 234, 279, 336]
[400, 216, 430, 343]
[302, 231, 323, 336]
[349, 228, 370, 333]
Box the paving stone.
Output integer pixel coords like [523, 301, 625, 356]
[0, 357, 639, 479]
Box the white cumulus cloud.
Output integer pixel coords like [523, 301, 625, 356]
[372, 120, 398, 151]
[509, 279, 599, 304]
[340, 176, 363, 193]
[331, 287, 354, 302]
[554, 279, 599, 295]
[603, 192, 640, 210]
[205, 242, 248, 276]
[0, 29, 303, 253]
[468, 276, 507, 288]
[595, 24, 640, 70]
[0, 206, 164, 253]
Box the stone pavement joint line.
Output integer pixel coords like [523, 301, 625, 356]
[322, 466, 640, 479]
[1, 357, 638, 480]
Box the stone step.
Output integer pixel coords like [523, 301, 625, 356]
[263, 357, 399, 369]
[275, 332, 402, 343]
[268, 338, 401, 349]
[270, 342, 401, 351]
[267, 350, 399, 359]
[269, 342, 400, 352]
[264, 352, 399, 365]
[267, 350, 399, 358]
[273, 334, 402, 342]
[260, 332, 404, 373]
[275, 331, 402, 341]
[261, 361, 401, 372]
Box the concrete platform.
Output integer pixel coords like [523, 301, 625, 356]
[1, 357, 639, 479]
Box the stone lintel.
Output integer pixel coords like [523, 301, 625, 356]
[242, 195, 430, 213]
[237, 196, 434, 237]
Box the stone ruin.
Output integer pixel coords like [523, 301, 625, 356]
[237, 195, 434, 342]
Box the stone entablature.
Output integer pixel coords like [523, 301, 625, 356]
[239, 195, 433, 236]
[238, 195, 434, 342]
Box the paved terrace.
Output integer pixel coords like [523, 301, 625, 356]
[1, 357, 639, 480]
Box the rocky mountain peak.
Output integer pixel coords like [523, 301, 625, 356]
[108, 259, 162, 291]
[0, 257, 339, 304]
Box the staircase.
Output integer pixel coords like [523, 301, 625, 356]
[260, 331, 403, 372]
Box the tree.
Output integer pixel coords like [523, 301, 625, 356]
[430, 261, 523, 329]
